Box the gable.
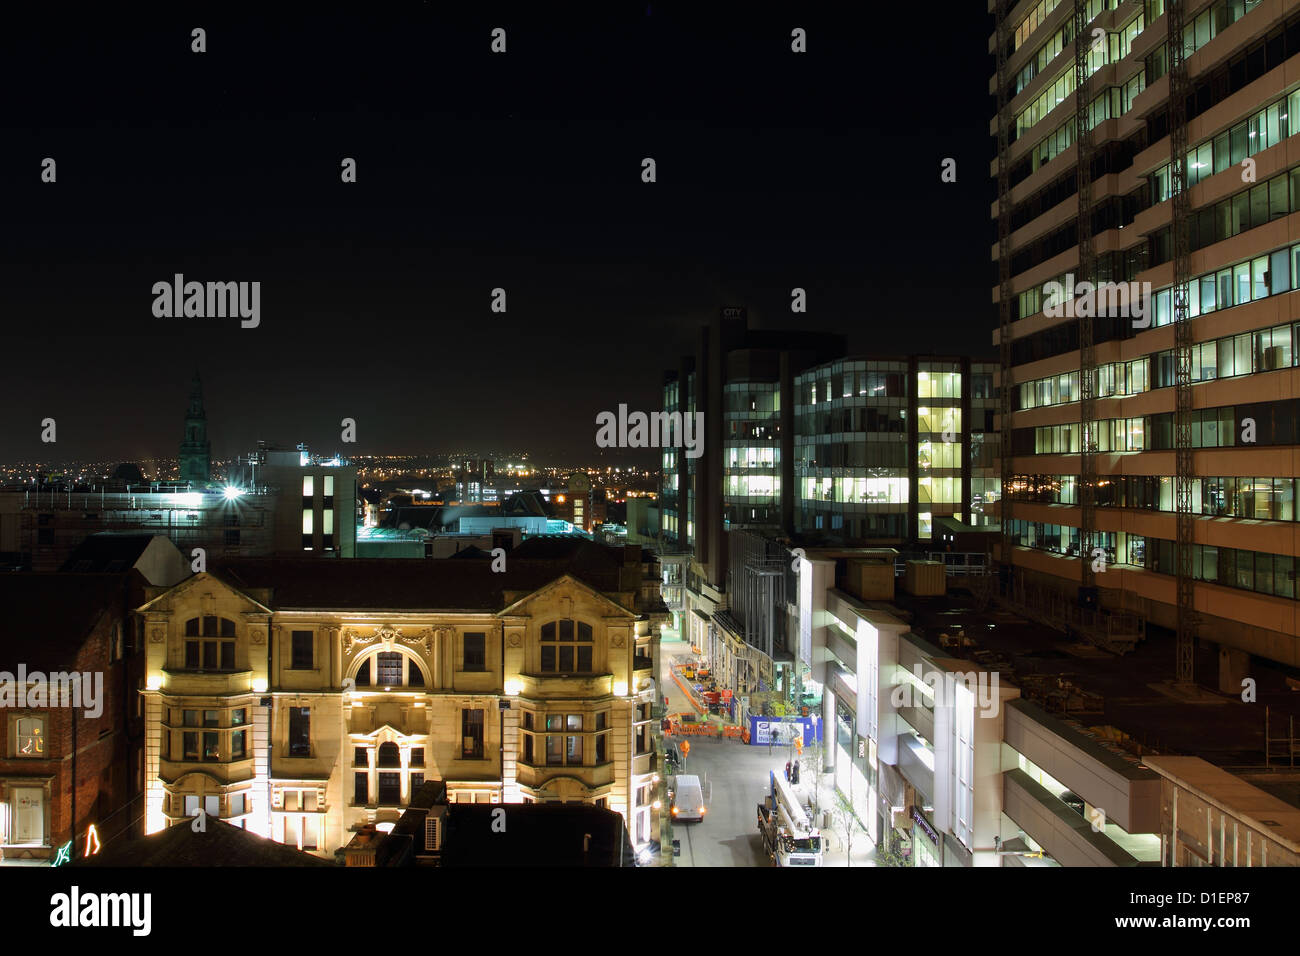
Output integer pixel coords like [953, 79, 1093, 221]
[498, 574, 636, 621]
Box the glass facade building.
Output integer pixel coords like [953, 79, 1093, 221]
[723, 381, 780, 529]
[993, 0, 1300, 670]
[793, 357, 999, 542]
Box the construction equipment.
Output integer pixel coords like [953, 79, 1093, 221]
[756, 770, 822, 867]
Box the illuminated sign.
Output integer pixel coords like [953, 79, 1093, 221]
[50, 824, 102, 866]
[910, 806, 939, 846]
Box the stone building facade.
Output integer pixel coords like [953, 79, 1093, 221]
[137, 545, 662, 858]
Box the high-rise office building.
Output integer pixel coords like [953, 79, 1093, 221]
[992, 0, 1300, 680]
[658, 309, 844, 648]
[794, 356, 999, 542]
[659, 309, 1000, 649]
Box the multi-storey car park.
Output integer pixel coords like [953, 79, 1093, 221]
[992, 0, 1300, 682]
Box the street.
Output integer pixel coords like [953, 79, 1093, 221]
[658, 638, 878, 867]
[668, 734, 778, 867]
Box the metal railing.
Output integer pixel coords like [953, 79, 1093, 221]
[892, 552, 992, 576]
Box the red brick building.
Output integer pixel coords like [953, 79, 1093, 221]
[0, 534, 187, 862]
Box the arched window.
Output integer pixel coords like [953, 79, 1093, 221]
[183, 617, 237, 671]
[539, 619, 594, 674]
[377, 742, 401, 768]
[353, 650, 427, 688]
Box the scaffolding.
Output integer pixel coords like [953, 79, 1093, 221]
[1168, 0, 1198, 683]
[1265, 707, 1299, 768]
[995, 0, 1015, 589]
[1004, 568, 1145, 655]
[1074, 0, 1098, 599]
[726, 531, 789, 664]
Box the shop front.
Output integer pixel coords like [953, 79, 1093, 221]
[830, 696, 875, 841]
[910, 805, 942, 867]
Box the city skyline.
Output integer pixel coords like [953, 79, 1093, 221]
[0, 5, 991, 463]
[6, 0, 1292, 932]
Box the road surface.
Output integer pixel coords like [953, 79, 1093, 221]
[669, 734, 796, 867]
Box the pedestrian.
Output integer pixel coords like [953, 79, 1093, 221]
[792, 760, 800, 785]
[785, 760, 791, 782]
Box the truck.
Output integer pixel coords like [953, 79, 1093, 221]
[756, 770, 823, 867]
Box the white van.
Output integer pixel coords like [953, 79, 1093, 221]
[671, 774, 706, 822]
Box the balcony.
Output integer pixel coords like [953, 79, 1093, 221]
[516, 761, 616, 789]
[515, 672, 614, 698]
[160, 668, 256, 696]
[159, 755, 255, 785]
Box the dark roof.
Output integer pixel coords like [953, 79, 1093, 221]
[390, 506, 448, 531]
[441, 804, 633, 867]
[377, 780, 450, 865]
[73, 818, 336, 867]
[502, 491, 548, 517]
[59, 533, 158, 573]
[509, 536, 625, 570]
[213, 539, 631, 611]
[447, 545, 490, 559]
[0, 573, 129, 669]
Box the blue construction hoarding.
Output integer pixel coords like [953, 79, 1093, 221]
[748, 715, 822, 746]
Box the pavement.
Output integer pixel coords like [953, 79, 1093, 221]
[663, 734, 879, 867]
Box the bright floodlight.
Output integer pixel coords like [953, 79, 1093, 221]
[223, 485, 244, 499]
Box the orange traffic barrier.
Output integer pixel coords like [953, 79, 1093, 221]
[669, 667, 706, 714]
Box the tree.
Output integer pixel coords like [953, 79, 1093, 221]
[873, 837, 910, 867]
[830, 790, 865, 867]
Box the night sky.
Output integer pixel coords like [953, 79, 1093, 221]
[0, 3, 992, 466]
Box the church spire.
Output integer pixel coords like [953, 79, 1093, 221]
[188, 372, 205, 417]
[179, 373, 211, 483]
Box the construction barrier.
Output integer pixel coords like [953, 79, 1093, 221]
[665, 664, 745, 740]
[669, 667, 706, 714]
[667, 720, 732, 738]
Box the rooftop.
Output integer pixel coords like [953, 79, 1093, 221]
[1144, 756, 1300, 852]
[59, 533, 161, 573]
[441, 804, 634, 867]
[72, 819, 336, 867]
[0, 573, 133, 669]
[213, 538, 640, 612]
[892, 590, 1300, 766]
